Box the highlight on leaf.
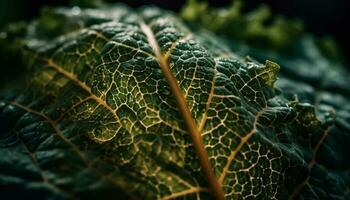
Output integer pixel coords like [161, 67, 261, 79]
[0, 1, 349, 200]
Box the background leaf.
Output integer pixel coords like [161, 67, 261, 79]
[0, 2, 349, 200]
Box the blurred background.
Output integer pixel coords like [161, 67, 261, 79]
[1, 0, 349, 62]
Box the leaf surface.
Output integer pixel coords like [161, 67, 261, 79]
[0, 3, 349, 200]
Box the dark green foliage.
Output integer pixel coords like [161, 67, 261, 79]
[0, 2, 349, 200]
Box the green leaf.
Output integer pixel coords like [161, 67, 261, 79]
[181, 0, 304, 52]
[1, 3, 349, 200]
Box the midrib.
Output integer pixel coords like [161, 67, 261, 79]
[139, 21, 225, 200]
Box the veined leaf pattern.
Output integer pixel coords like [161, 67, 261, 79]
[0, 3, 349, 200]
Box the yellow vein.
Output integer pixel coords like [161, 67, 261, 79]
[238, 68, 276, 92]
[164, 33, 192, 60]
[5, 101, 138, 199]
[89, 29, 156, 59]
[139, 21, 225, 200]
[108, 41, 156, 59]
[47, 59, 121, 142]
[50, 28, 156, 60]
[198, 62, 217, 132]
[54, 96, 93, 123]
[218, 108, 265, 183]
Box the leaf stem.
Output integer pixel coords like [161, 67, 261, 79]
[140, 21, 225, 200]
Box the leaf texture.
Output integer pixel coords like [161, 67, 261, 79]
[0, 3, 349, 200]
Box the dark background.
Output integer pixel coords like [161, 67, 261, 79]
[1, 0, 349, 63]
